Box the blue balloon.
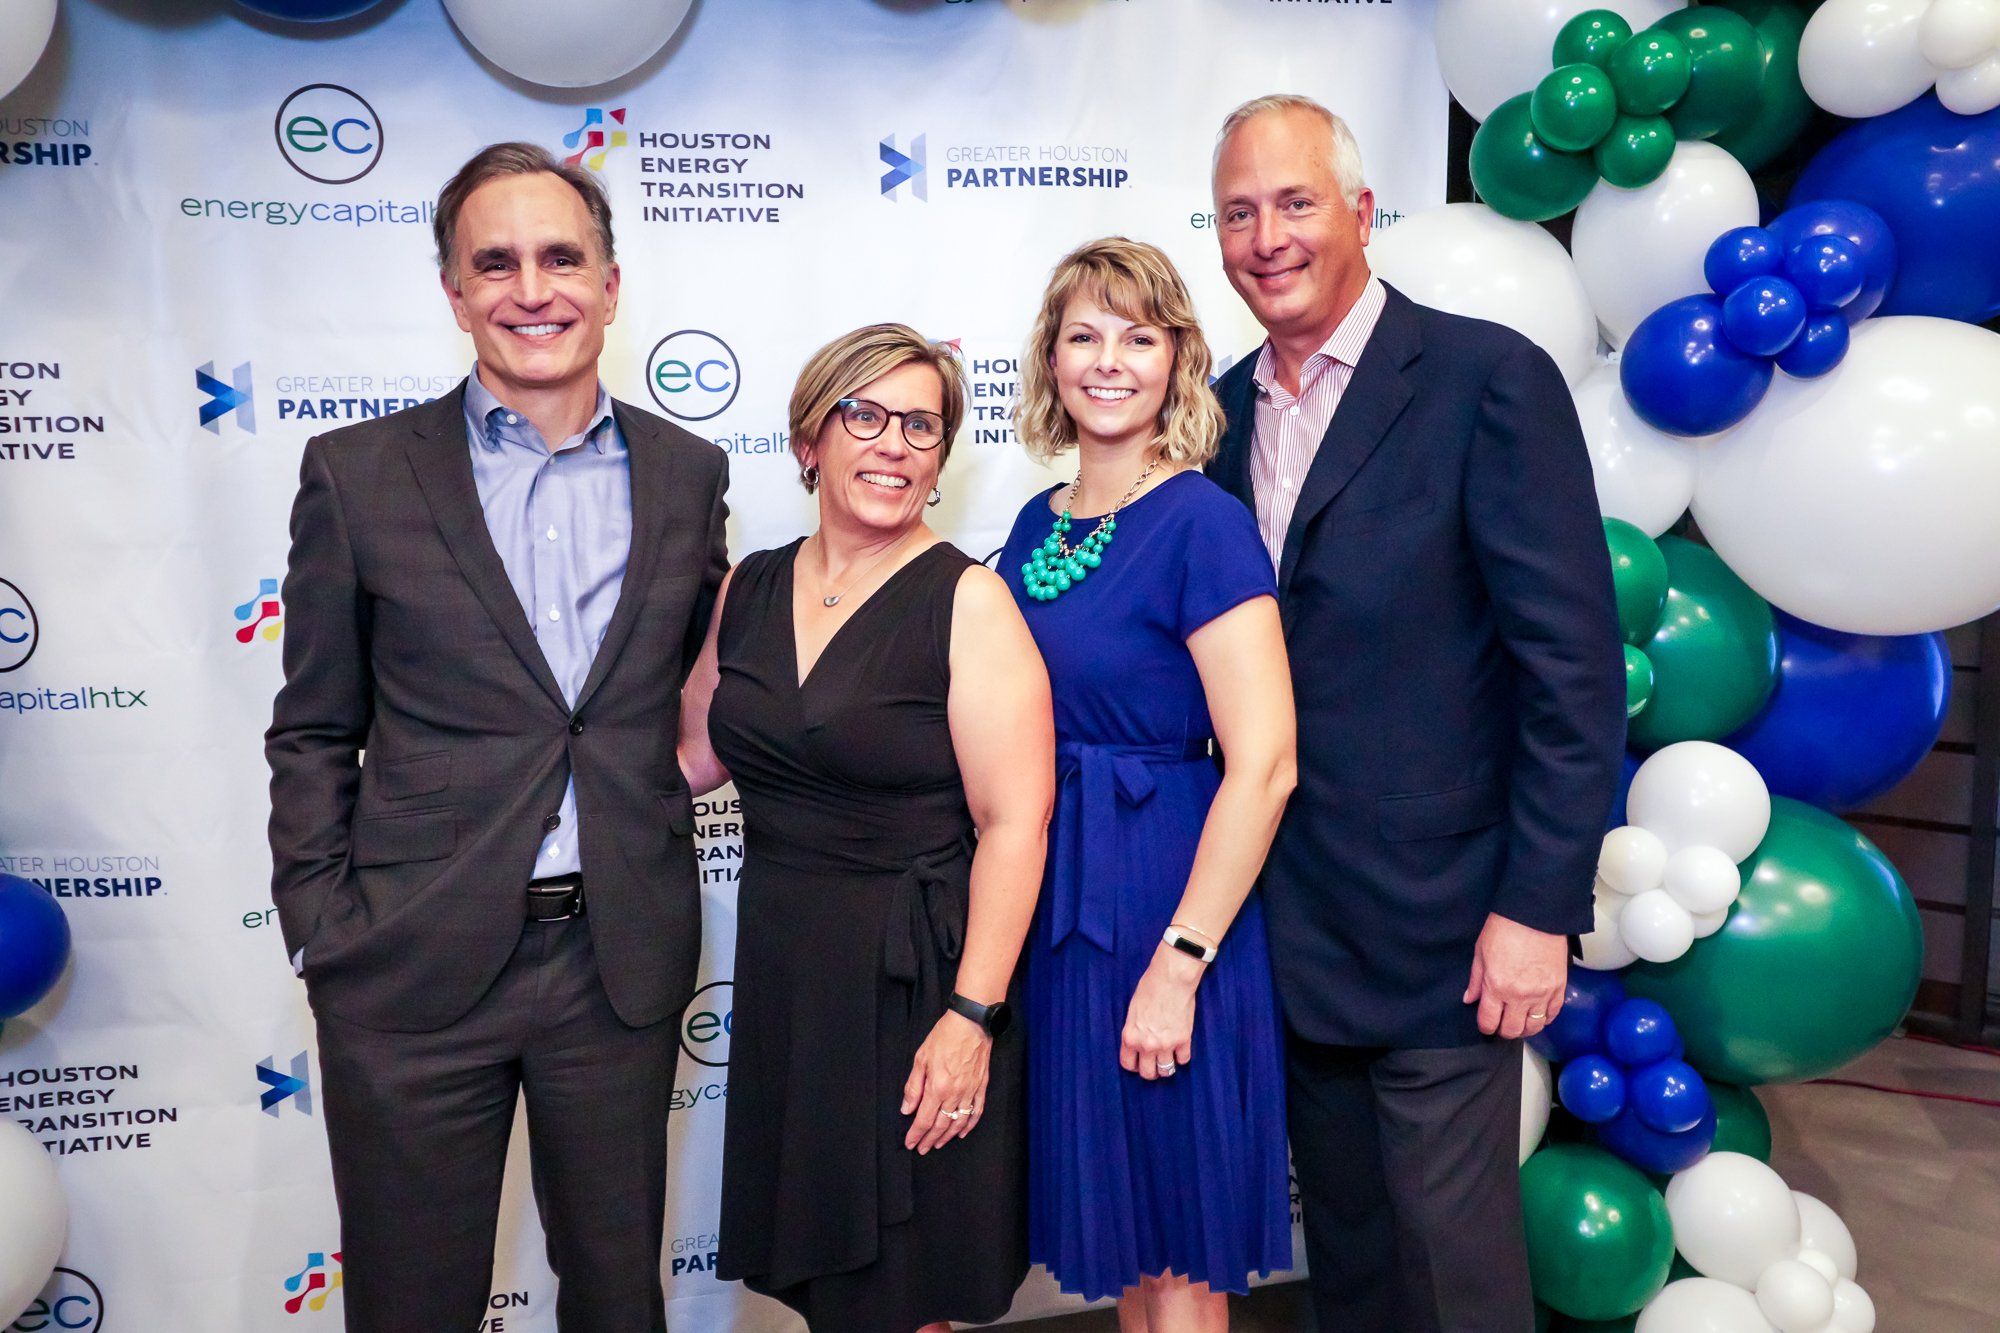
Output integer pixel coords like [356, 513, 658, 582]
[1773, 313, 1850, 379]
[1620, 295, 1773, 437]
[1605, 998, 1682, 1067]
[1559, 1054, 1630, 1124]
[1782, 236, 1866, 314]
[1534, 965, 1630, 1061]
[1792, 95, 2000, 323]
[1721, 277, 1807, 357]
[0, 873, 71, 1018]
[1725, 611, 1950, 811]
[1706, 226, 1784, 296]
[1628, 1058, 1712, 1135]
[234, 0, 387, 18]
[1767, 200, 1898, 325]
[1596, 1101, 1717, 1174]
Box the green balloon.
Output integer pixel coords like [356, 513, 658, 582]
[1471, 93, 1599, 222]
[1625, 645, 1656, 718]
[1553, 9, 1635, 68]
[1534, 64, 1621, 153]
[1656, 7, 1767, 139]
[1625, 536, 1777, 750]
[1604, 517, 1669, 643]
[1710, 0, 1814, 171]
[1627, 798, 1924, 1085]
[1708, 1082, 1774, 1160]
[1522, 1145, 1674, 1321]
[1608, 32, 1691, 116]
[1595, 113, 1677, 188]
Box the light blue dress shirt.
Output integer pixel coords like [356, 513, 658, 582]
[463, 369, 632, 879]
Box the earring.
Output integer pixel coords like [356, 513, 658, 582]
[928, 485, 943, 507]
[801, 464, 820, 492]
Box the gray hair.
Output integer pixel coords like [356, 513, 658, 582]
[1213, 94, 1368, 207]
[433, 141, 616, 287]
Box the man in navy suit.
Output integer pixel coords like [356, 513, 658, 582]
[1206, 96, 1625, 1330]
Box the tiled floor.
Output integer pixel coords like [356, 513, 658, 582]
[1014, 1033, 2000, 1331]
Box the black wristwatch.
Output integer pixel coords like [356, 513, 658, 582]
[947, 992, 1013, 1039]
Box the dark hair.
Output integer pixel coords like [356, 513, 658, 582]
[432, 142, 615, 283]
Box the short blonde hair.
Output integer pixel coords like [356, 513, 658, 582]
[788, 323, 968, 489]
[1013, 237, 1223, 468]
[1214, 94, 1368, 208]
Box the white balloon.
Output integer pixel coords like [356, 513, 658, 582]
[1581, 893, 1640, 969]
[1800, 0, 1936, 117]
[1832, 1278, 1877, 1332]
[1664, 845, 1743, 914]
[1756, 1259, 1836, 1332]
[1668, 1152, 1805, 1290]
[1937, 51, 2000, 113]
[1601, 825, 1670, 895]
[1628, 742, 1773, 863]
[0, 0, 56, 103]
[1620, 887, 1696, 962]
[1434, 0, 1688, 120]
[1637, 1277, 1778, 1333]
[1521, 1045, 1554, 1164]
[1795, 1248, 1842, 1285]
[1574, 362, 1700, 536]
[1572, 142, 1760, 349]
[1792, 1192, 1859, 1281]
[1369, 203, 1598, 386]
[0, 1120, 66, 1327]
[1690, 904, 1730, 938]
[1695, 318, 2000, 635]
[443, 0, 695, 88]
[1919, 0, 2000, 68]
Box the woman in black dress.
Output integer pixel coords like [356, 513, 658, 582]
[677, 323, 1054, 1331]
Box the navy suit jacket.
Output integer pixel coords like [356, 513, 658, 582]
[1210, 284, 1625, 1047]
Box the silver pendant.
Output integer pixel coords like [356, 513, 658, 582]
[822, 595, 841, 607]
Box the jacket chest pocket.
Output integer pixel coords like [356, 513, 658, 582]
[1324, 489, 1435, 539]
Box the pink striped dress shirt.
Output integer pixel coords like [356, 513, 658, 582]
[1248, 276, 1388, 569]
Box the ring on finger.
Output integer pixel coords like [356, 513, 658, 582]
[1157, 1060, 1178, 1076]
[943, 1108, 964, 1121]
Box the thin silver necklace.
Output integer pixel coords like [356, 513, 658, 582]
[811, 530, 916, 607]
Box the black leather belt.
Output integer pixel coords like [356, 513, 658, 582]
[527, 873, 585, 922]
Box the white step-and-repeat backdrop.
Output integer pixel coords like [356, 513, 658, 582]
[0, 1, 1447, 1327]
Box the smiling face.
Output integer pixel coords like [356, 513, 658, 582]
[803, 360, 946, 539]
[441, 171, 619, 404]
[1213, 107, 1374, 342]
[1051, 292, 1174, 453]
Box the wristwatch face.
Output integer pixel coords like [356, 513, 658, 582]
[984, 1000, 1013, 1040]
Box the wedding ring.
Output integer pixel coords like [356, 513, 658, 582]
[1528, 1011, 1547, 1020]
[1158, 1060, 1178, 1075]
[944, 1109, 965, 1121]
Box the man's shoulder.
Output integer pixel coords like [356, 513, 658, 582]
[1392, 288, 1552, 383]
[306, 392, 453, 463]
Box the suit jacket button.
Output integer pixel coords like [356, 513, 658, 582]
[543, 814, 562, 833]
[569, 718, 585, 735]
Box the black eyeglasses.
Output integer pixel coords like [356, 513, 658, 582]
[835, 397, 946, 450]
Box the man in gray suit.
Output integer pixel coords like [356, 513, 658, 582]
[266, 142, 728, 1331]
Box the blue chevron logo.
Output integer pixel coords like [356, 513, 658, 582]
[879, 133, 926, 201]
[197, 360, 256, 434]
[258, 1051, 313, 1117]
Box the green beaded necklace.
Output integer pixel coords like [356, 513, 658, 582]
[1021, 456, 1163, 602]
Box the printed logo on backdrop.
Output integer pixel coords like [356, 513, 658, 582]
[0, 579, 38, 673]
[0, 1061, 179, 1154]
[8, 1267, 104, 1332]
[957, 343, 1021, 448]
[646, 331, 739, 423]
[257, 1052, 313, 1117]
[881, 131, 1131, 198]
[0, 115, 94, 168]
[680, 981, 733, 1068]
[1190, 200, 1407, 232]
[669, 1232, 719, 1280]
[563, 107, 628, 171]
[1, 360, 103, 464]
[282, 1253, 341, 1315]
[274, 85, 383, 185]
[197, 362, 256, 435]
[1, 850, 165, 900]
[0, 585, 154, 722]
[235, 579, 285, 644]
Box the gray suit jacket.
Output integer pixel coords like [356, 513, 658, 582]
[266, 381, 729, 1032]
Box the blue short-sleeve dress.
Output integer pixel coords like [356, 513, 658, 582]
[1000, 469, 1293, 1300]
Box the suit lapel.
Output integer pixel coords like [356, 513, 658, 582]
[1276, 285, 1422, 597]
[1210, 357, 1260, 509]
[574, 400, 681, 712]
[404, 383, 569, 712]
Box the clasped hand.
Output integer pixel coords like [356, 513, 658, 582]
[1121, 944, 1204, 1081]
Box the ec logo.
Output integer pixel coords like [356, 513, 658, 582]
[8, 1268, 104, 1332]
[680, 980, 733, 1068]
[646, 331, 739, 423]
[0, 578, 36, 673]
[275, 84, 383, 185]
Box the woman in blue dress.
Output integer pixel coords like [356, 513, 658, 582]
[1002, 237, 1297, 1330]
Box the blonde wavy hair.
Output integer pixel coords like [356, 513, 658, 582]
[789, 323, 968, 489]
[1013, 237, 1224, 468]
